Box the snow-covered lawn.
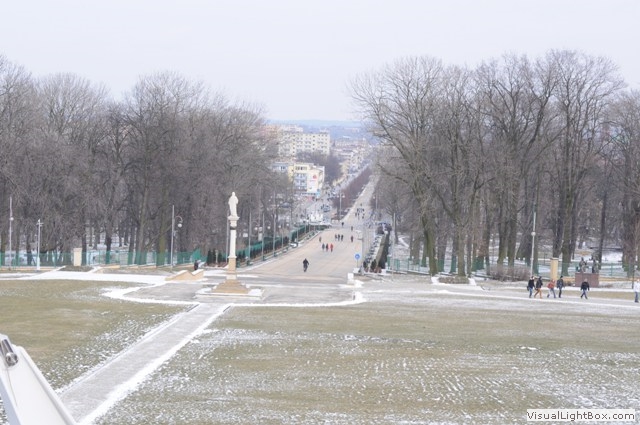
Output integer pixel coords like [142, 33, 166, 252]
[1, 270, 639, 424]
[96, 280, 640, 425]
[0, 276, 187, 424]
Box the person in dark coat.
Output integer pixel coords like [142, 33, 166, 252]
[527, 276, 535, 298]
[580, 280, 590, 299]
[556, 275, 565, 298]
[534, 276, 543, 299]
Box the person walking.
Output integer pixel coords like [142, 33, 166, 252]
[547, 279, 556, 298]
[633, 279, 640, 303]
[534, 276, 543, 299]
[527, 276, 535, 298]
[557, 275, 565, 298]
[330, 243, 334, 252]
[580, 279, 590, 299]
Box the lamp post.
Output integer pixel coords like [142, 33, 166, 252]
[530, 206, 537, 278]
[272, 212, 276, 256]
[8, 196, 13, 269]
[261, 212, 266, 260]
[338, 193, 345, 222]
[246, 208, 252, 265]
[36, 219, 42, 271]
[170, 205, 183, 268]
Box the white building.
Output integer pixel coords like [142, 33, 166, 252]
[271, 125, 331, 157]
[271, 161, 325, 196]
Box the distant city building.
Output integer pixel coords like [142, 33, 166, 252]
[268, 125, 331, 158]
[332, 136, 369, 174]
[271, 161, 325, 195]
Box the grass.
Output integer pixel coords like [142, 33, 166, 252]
[95, 287, 640, 425]
[0, 279, 186, 389]
[1, 277, 639, 424]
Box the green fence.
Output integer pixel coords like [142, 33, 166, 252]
[1, 225, 315, 269]
[0, 249, 204, 268]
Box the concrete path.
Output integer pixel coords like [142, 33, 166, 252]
[59, 302, 230, 424]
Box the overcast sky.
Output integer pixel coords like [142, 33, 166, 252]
[1, 0, 638, 122]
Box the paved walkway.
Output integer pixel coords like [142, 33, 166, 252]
[59, 301, 230, 424]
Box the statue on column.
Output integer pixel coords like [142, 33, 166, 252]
[228, 192, 239, 219]
[204, 190, 251, 296]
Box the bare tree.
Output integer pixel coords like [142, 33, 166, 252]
[547, 50, 624, 275]
[474, 54, 554, 269]
[30, 73, 109, 264]
[0, 56, 37, 265]
[607, 90, 640, 277]
[351, 56, 444, 274]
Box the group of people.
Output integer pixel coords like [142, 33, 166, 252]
[528, 275, 640, 301]
[320, 243, 334, 252]
[528, 275, 566, 299]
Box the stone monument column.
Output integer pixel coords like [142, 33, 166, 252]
[210, 191, 249, 294]
[226, 191, 239, 281]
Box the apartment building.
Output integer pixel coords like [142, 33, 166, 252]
[271, 125, 331, 157]
[271, 161, 325, 196]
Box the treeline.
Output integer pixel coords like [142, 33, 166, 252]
[352, 50, 640, 277]
[0, 55, 294, 266]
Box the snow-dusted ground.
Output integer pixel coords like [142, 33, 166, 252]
[81, 275, 640, 425]
[2, 235, 639, 424]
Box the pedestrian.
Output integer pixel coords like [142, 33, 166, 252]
[534, 276, 543, 298]
[633, 279, 640, 303]
[557, 275, 564, 298]
[321, 243, 325, 251]
[580, 279, 590, 299]
[527, 276, 535, 298]
[547, 279, 556, 298]
[350, 235, 354, 242]
[330, 243, 334, 252]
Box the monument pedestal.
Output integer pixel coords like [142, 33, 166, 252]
[211, 278, 250, 294]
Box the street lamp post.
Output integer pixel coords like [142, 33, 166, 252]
[261, 212, 266, 260]
[170, 205, 183, 269]
[8, 196, 13, 269]
[530, 206, 537, 278]
[36, 219, 42, 271]
[247, 209, 252, 265]
[272, 212, 276, 256]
